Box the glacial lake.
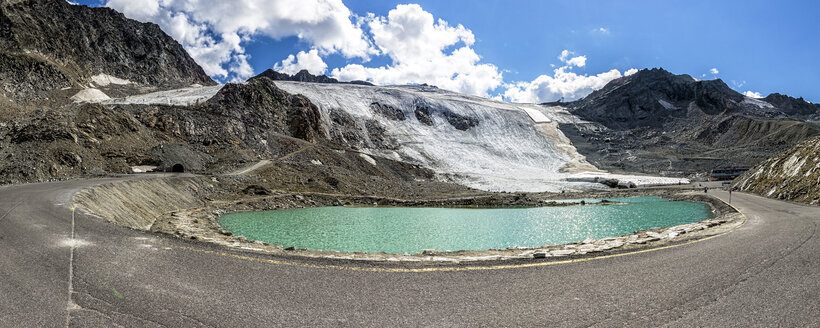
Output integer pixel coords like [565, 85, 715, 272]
[218, 197, 711, 254]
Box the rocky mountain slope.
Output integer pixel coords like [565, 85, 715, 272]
[558, 68, 820, 177]
[0, 1, 445, 195]
[0, 75, 445, 192]
[0, 0, 214, 109]
[84, 72, 685, 192]
[731, 135, 820, 205]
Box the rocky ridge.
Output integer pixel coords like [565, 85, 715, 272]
[731, 135, 820, 204]
[253, 69, 374, 86]
[558, 68, 820, 177]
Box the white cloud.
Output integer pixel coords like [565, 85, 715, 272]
[105, 0, 375, 81]
[273, 49, 328, 75]
[624, 68, 639, 76]
[744, 90, 763, 98]
[595, 27, 609, 34]
[504, 51, 633, 103]
[710, 68, 719, 75]
[330, 4, 502, 97]
[105, 0, 159, 19]
[104, 1, 637, 101]
[558, 50, 587, 67]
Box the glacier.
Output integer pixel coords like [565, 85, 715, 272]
[98, 81, 687, 192]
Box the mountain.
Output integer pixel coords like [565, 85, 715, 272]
[567, 68, 745, 129]
[0, 2, 488, 196]
[761, 93, 820, 120]
[731, 135, 820, 204]
[558, 68, 820, 177]
[0, 0, 214, 107]
[254, 69, 374, 86]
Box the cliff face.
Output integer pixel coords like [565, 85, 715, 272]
[0, 0, 214, 105]
[731, 135, 820, 205]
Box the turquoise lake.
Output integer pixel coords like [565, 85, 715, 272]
[218, 197, 711, 254]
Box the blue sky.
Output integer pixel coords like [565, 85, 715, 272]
[76, 0, 819, 103]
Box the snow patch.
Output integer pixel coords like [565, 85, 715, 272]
[519, 106, 552, 123]
[91, 74, 132, 87]
[567, 172, 688, 188]
[658, 99, 677, 110]
[131, 165, 158, 173]
[103, 85, 223, 106]
[71, 88, 110, 103]
[742, 97, 775, 109]
[360, 153, 377, 166]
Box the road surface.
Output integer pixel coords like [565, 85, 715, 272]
[1, 178, 818, 327]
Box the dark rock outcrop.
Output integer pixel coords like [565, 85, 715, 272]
[762, 93, 820, 118]
[202, 77, 325, 143]
[412, 103, 478, 130]
[414, 105, 433, 126]
[371, 102, 406, 121]
[252, 69, 374, 86]
[443, 111, 479, 131]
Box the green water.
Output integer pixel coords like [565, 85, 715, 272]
[218, 197, 711, 254]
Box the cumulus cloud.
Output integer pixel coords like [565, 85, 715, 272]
[558, 50, 586, 67]
[273, 49, 328, 75]
[330, 4, 502, 97]
[106, 0, 159, 19]
[104, 1, 635, 101]
[710, 67, 719, 75]
[624, 68, 639, 76]
[504, 51, 633, 103]
[105, 0, 374, 81]
[744, 90, 763, 98]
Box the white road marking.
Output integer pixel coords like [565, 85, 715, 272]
[64, 207, 77, 328]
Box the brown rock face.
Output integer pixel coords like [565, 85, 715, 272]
[203, 77, 326, 143]
[286, 94, 323, 143]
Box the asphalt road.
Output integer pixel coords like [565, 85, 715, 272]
[1, 178, 818, 327]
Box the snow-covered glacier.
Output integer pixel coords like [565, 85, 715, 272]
[102, 81, 687, 192]
[271, 81, 685, 192]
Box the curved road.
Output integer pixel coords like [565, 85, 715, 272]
[1, 179, 818, 327]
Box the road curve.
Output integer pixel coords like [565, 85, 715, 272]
[1, 179, 818, 327]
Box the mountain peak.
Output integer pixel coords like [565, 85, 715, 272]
[252, 69, 374, 86]
[0, 0, 214, 104]
[763, 92, 820, 116]
[567, 68, 745, 129]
